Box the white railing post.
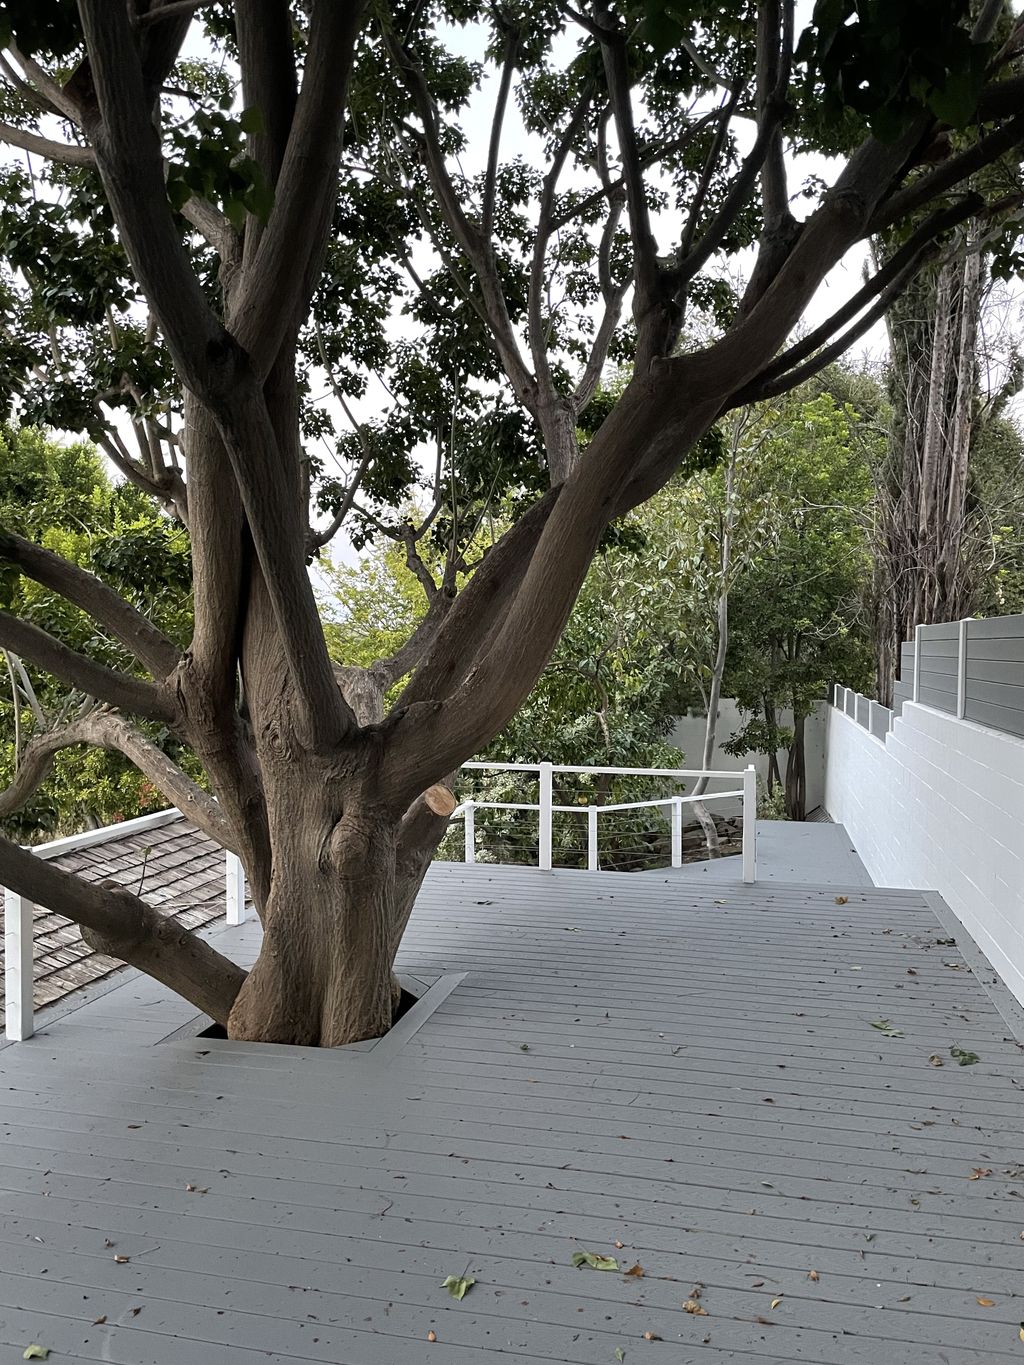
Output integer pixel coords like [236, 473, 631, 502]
[225, 850, 246, 926]
[538, 762, 553, 871]
[4, 888, 34, 1041]
[742, 765, 757, 885]
[463, 801, 476, 864]
[957, 618, 970, 719]
[670, 797, 683, 868]
[913, 623, 922, 703]
[587, 806, 598, 872]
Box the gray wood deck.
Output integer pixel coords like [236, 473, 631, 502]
[1, 858, 1023, 1363]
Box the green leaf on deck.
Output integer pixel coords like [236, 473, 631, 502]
[572, 1251, 620, 1271]
[23, 1349, 50, 1361]
[616, 1350, 626, 1361]
[869, 1019, 904, 1038]
[441, 1274, 475, 1300]
[950, 1045, 980, 1066]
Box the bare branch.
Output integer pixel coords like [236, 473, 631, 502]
[594, 5, 662, 365]
[382, 20, 538, 411]
[0, 121, 93, 164]
[481, 25, 518, 241]
[0, 832, 246, 1024]
[0, 530, 181, 678]
[228, 2, 366, 378]
[8, 43, 79, 121]
[529, 86, 594, 393]
[868, 113, 1024, 236]
[0, 710, 236, 852]
[0, 610, 174, 723]
[136, 0, 215, 26]
[76, 0, 240, 405]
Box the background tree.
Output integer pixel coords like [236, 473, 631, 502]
[725, 393, 876, 817]
[0, 0, 1020, 1044]
[0, 425, 194, 840]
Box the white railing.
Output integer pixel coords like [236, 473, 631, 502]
[4, 808, 252, 1043]
[452, 762, 757, 884]
[4, 761, 757, 1043]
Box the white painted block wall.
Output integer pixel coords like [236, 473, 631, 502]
[825, 701, 1024, 1006]
[671, 698, 826, 811]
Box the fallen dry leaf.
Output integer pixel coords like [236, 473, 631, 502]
[427, 1330, 437, 1342]
[92, 1316, 107, 1326]
[928, 1055, 945, 1067]
[642, 1330, 662, 1340]
[614, 1240, 624, 1249]
[113, 1255, 130, 1264]
[808, 1270, 820, 1282]
[977, 1297, 996, 1307]
[624, 1264, 644, 1278]
[682, 1300, 708, 1316]
[968, 1168, 993, 1180]
[835, 895, 848, 905]
[771, 1296, 784, 1309]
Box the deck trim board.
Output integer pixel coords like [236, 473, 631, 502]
[2, 833, 1024, 1362]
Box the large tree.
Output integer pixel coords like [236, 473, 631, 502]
[0, 0, 1021, 1044]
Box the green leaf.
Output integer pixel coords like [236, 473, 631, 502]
[23, 1349, 50, 1361]
[616, 1350, 626, 1361]
[441, 1274, 475, 1300]
[950, 1045, 980, 1066]
[238, 106, 264, 135]
[572, 1251, 620, 1271]
[869, 1019, 904, 1038]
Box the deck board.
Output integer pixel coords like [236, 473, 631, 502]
[2, 852, 1024, 1362]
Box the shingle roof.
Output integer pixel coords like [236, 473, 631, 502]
[0, 814, 226, 1011]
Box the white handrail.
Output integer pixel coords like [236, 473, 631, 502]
[450, 761, 757, 883]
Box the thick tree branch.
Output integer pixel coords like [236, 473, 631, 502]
[0, 530, 181, 678]
[868, 113, 1024, 235]
[0, 833, 245, 1025]
[0, 611, 175, 723]
[76, 0, 241, 406]
[228, 2, 367, 377]
[0, 710, 236, 853]
[0, 121, 93, 164]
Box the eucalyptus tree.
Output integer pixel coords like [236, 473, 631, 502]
[0, 0, 1021, 1044]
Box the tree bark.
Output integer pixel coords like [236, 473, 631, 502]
[785, 707, 806, 821]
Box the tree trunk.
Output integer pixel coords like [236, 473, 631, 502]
[784, 708, 806, 821]
[228, 799, 400, 1046]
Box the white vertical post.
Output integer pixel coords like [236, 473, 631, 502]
[225, 850, 246, 926]
[742, 765, 757, 885]
[4, 888, 34, 1041]
[670, 798, 683, 868]
[463, 802, 476, 864]
[913, 623, 923, 703]
[957, 618, 970, 719]
[538, 762, 553, 871]
[587, 806, 598, 872]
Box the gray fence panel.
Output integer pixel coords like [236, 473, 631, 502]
[962, 636, 1024, 663]
[855, 694, 869, 727]
[869, 704, 892, 739]
[892, 682, 911, 716]
[968, 615, 1024, 640]
[918, 684, 957, 714]
[964, 677, 1024, 708]
[918, 638, 959, 659]
[965, 658, 1024, 685]
[963, 695, 1024, 738]
[920, 621, 959, 641]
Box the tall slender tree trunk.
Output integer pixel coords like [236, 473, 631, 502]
[873, 237, 985, 702]
[785, 707, 806, 821]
